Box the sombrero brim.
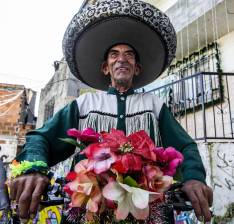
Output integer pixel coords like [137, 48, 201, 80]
[63, 0, 176, 91]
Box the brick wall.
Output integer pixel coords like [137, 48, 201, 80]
[18, 123, 35, 146]
[0, 87, 22, 136]
[0, 83, 36, 163]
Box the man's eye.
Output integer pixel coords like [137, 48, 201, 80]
[110, 52, 118, 58]
[125, 53, 134, 58]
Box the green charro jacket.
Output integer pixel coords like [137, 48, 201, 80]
[16, 87, 206, 183]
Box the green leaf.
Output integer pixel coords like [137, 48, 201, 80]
[123, 176, 138, 187]
[59, 138, 80, 147]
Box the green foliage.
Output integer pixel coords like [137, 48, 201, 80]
[123, 176, 138, 187]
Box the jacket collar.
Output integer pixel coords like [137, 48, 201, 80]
[107, 87, 134, 96]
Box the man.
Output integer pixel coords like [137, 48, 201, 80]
[9, 0, 212, 223]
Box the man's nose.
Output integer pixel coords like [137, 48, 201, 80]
[116, 53, 127, 62]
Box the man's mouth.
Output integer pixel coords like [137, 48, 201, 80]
[116, 67, 129, 71]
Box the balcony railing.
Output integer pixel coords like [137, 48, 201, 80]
[148, 72, 234, 141]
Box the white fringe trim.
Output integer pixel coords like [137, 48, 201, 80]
[125, 112, 158, 143]
[78, 113, 117, 133]
[78, 112, 158, 143]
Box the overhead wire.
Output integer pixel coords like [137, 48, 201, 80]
[186, 0, 190, 59]
[179, 0, 184, 61]
[211, 0, 218, 42]
[196, 17, 201, 73]
[224, 0, 230, 34]
[0, 90, 24, 107]
[203, 2, 208, 49]
[0, 103, 15, 117]
[0, 92, 18, 98]
[213, 0, 219, 40]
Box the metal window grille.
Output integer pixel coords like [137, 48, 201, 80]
[149, 72, 234, 141]
[44, 98, 55, 122]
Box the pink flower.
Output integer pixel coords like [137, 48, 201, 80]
[64, 160, 102, 213]
[81, 142, 118, 174]
[140, 164, 173, 192]
[153, 147, 184, 176]
[67, 128, 100, 143]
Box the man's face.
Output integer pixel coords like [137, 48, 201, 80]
[101, 44, 141, 88]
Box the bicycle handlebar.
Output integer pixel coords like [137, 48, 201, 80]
[40, 178, 193, 212]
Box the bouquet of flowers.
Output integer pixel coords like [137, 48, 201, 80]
[61, 128, 183, 224]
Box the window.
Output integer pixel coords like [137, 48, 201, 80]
[166, 42, 222, 110]
[44, 98, 55, 122]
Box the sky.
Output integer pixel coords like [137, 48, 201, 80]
[0, 0, 84, 114]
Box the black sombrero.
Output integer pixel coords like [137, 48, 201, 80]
[63, 0, 177, 91]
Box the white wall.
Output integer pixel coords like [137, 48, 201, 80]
[0, 136, 17, 163]
[218, 31, 234, 73]
[144, 0, 177, 11]
[198, 142, 234, 220]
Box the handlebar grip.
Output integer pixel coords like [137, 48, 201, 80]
[173, 202, 193, 211]
[40, 198, 65, 206]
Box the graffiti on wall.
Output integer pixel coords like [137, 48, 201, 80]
[213, 149, 234, 191]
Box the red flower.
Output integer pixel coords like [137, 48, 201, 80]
[101, 129, 128, 147]
[127, 130, 156, 161]
[66, 171, 77, 182]
[63, 185, 74, 195]
[100, 129, 156, 173]
[153, 147, 184, 176]
[112, 153, 142, 173]
[102, 129, 156, 160]
[67, 128, 100, 143]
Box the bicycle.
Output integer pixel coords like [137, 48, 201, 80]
[40, 177, 195, 224]
[0, 160, 200, 224]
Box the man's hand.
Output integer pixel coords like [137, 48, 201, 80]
[181, 179, 213, 223]
[9, 173, 50, 221]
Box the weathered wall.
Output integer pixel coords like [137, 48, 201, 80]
[0, 84, 36, 162]
[218, 31, 234, 73]
[168, 0, 234, 60]
[165, 0, 223, 31]
[198, 142, 234, 222]
[36, 60, 93, 128]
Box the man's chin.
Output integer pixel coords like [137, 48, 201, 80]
[114, 79, 131, 87]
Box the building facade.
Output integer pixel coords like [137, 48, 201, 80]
[36, 59, 93, 128]
[144, 0, 234, 223]
[0, 83, 36, 164]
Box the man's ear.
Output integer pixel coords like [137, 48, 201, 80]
[101, 62, 109, 76]
[135, 63, 142, 76]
